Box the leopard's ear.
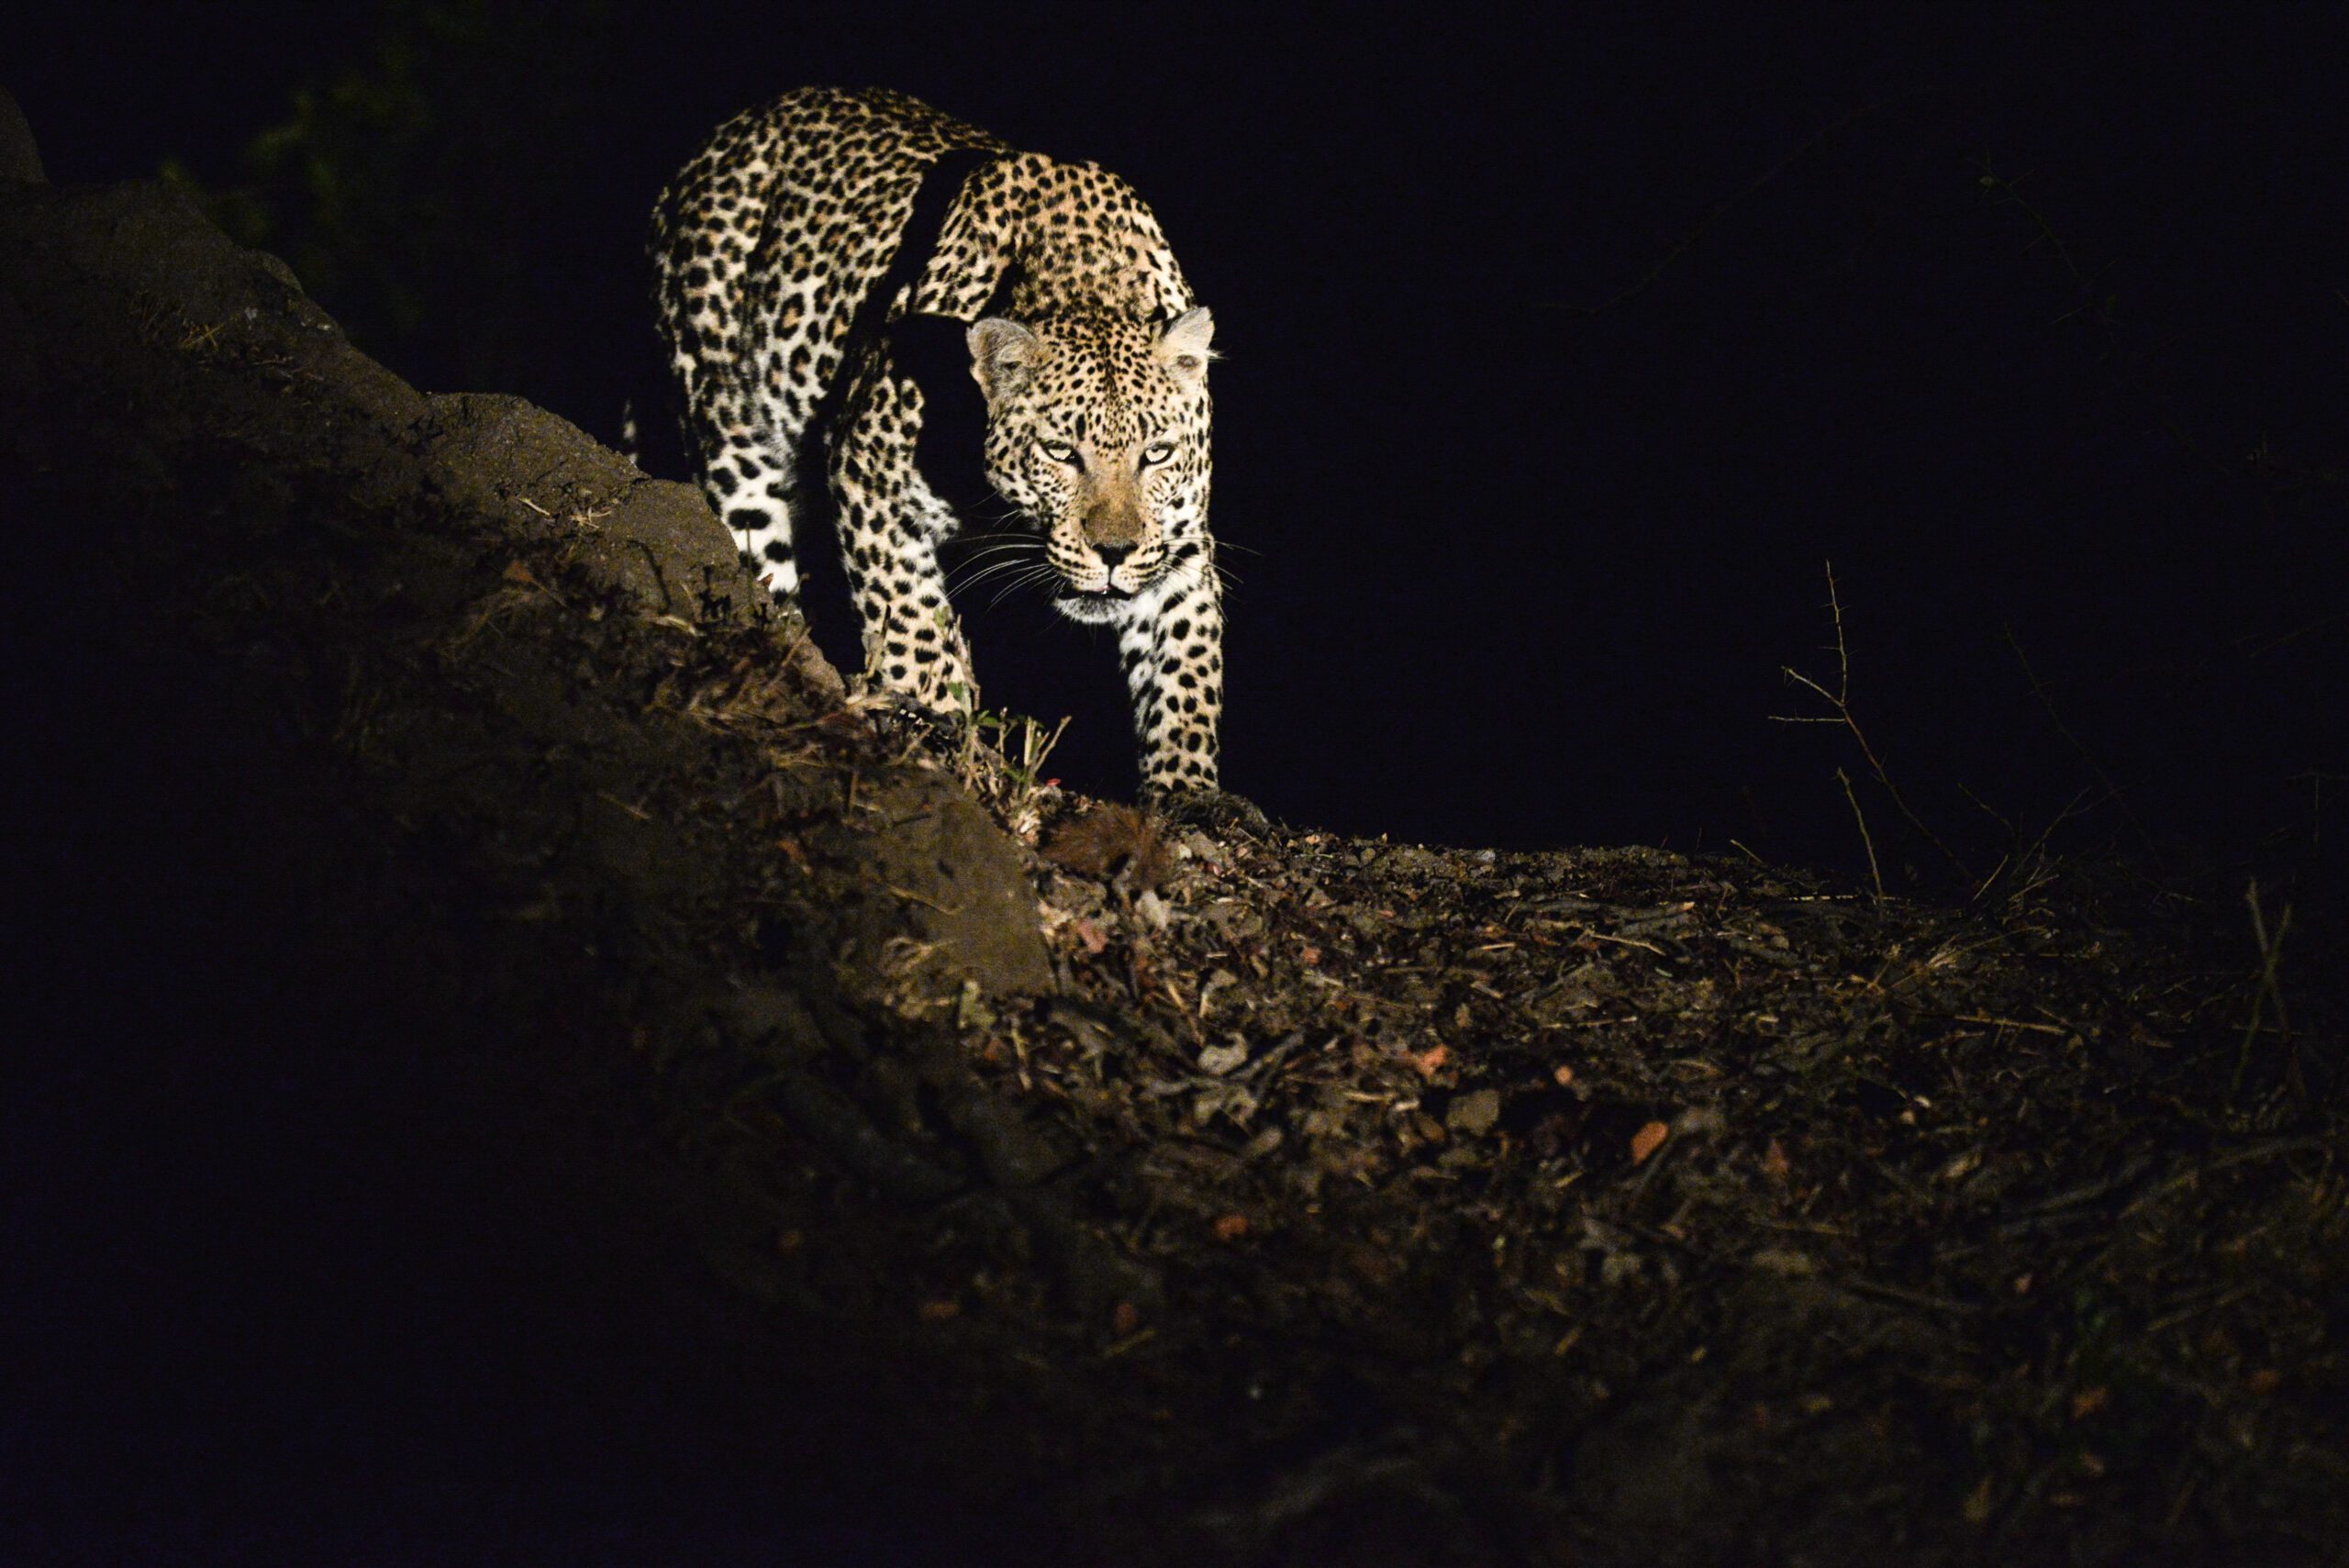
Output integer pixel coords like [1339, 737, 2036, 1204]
[1156, 306, 1214, 384]
[968, 317, 1039, 399]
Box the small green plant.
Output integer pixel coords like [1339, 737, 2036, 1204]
[954, 706, 1071, 841]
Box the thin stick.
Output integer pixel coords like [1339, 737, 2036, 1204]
[2232, 880, 2299, 1097]
[1947, 1014, 2073, 1038]
[1771, 562, 1969, 881]
[1838, 767, 1884, 901]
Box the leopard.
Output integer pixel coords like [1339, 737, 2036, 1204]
[641, 86, 1234, 805]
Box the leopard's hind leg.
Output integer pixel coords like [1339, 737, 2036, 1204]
[680, 382, 803, 603]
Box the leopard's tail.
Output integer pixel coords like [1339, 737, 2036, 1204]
[618, 398, 642, 465]
[617, 335, 689, 479]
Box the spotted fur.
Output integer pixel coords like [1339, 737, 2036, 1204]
[645, 86, 1224, 794]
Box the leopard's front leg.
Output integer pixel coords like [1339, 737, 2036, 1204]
[1119, 562, 1222, 795]
[830, 383, 977, 724]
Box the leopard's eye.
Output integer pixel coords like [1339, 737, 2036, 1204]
[1141, 441, 1176, 467]
[1037, 439, 1078, 465]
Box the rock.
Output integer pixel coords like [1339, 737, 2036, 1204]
[1199, 1041, 1250, 1075]
[1445, 1088, 1502, 1137]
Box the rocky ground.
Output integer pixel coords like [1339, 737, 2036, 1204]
[4, 143, 2343, 1566]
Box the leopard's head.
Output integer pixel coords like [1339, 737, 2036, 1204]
[968, 306, 1214, 623]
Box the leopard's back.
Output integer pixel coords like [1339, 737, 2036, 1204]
[649, 88, 1007, 466]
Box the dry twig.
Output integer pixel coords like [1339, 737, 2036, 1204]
[1773, 561, 1969, 883]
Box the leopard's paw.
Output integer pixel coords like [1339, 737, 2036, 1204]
[1146, 785, 1275, 838]
[862, 690, 968, 756]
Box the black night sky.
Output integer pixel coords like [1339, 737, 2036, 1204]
[20, 2, 2345, 877]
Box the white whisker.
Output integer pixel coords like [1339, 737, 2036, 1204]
[954, 564, 1043, 595]
[946, 540, 1038, 566]
[989, 564, 1062, 609]
[947, 539, 1045, 593]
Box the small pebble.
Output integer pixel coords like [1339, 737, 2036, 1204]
[1446, 1088, 1502, 1136]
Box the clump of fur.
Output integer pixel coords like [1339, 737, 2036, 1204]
[1041, 803, 1173, 893]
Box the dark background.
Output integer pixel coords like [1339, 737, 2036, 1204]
[16, 0, 2345, 877]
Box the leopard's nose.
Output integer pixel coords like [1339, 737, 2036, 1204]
[1094, 542, 1133, 569]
